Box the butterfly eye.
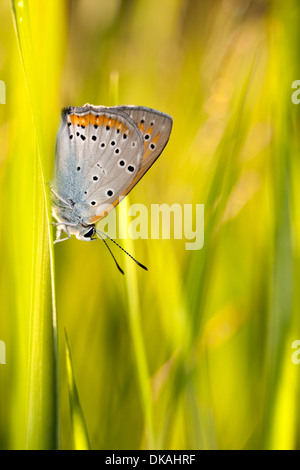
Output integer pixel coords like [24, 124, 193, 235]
[83, 227, 95, 238]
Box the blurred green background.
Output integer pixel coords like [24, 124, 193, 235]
[0, 0, 300, 450]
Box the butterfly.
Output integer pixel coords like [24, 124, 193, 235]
[51, 104, 173, 271]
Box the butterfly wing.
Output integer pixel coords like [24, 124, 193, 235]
[53, 105, 145, 224]
[113, 105, 173, 194]
[53, 104, 172, 226]
[86, 106, 173, 224]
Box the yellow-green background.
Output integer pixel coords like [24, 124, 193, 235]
[0, 0, 299, 450]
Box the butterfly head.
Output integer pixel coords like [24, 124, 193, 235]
[76, 224, 96, 241]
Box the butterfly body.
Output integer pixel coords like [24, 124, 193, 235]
[51, 104, 172, 243]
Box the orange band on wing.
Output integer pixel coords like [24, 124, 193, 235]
[145, 126, 153, 135]
[143, 132, 161, 157]
[152, 133, 161, 144]
[69, 113, 127, 132]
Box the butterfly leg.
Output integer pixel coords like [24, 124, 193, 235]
[53, 235, 71, 244]
[50, 186, 73, 208]
[51, 222, 77, 226]
[53, 224, 72, 244]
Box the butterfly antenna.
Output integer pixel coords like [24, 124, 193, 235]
[95, 229, 148, 271]
[96, 230, 125, 275]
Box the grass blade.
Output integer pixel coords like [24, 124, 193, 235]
[10, 0, 63, 449]
[64, 329, 90, 450]
[111, 71, 154, 449]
